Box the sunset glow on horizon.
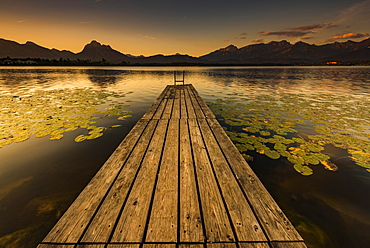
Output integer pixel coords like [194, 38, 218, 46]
[1, 0, 369, 56]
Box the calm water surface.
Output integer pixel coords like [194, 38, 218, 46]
[0, 66, 369, 248]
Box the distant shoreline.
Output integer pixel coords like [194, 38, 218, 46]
[1, 58, 369, 67]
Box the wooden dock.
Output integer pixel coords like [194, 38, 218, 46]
[38, 84, 306, 248]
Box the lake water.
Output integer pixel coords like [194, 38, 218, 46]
[0, 66, 369, 248]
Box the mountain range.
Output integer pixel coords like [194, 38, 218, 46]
[1, 38, 369, 65]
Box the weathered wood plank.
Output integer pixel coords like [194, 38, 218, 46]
[197, 118, 267, 242]
[170, 86, 181, 119]
[188, 85, 216, 119]
[76, 245, 106, 248]
[238, 243, 270, 248]
[188, 118, 234, 243]
[270, 242, 307, 248]
[37, 245, 74, 248]
[146, 119, 178, 242]
[206, 243, 237, 248]
[179, 119, 204, 243]
[142, 245, 176, 248]
[161, 86, 175, 119]
[80, 120, 158, 243]
[179, 86, 188, 119]
[152, 85, 173, 119]
[111, 119, 168, 243]
[206, 118, 304, 242]
[42, 119, 149, 243]
[183, 85, 197, 119]
[107, 245, 140, 248]
[142, 85, 170, 119]
[186, 86, 205, 119]
[178, 244, 204, 248]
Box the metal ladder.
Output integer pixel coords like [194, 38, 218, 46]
[174, 71, 185, 85]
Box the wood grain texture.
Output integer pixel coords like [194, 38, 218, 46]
[146, 119, 178, 242]
[183, 85, 196, 119]
[270, 242, 307, 248]
[80, 120, 158, 243]
[188, 118, 234, 242]
[178, 245, 204, 248]
[37, 245, 74, 248]
[142, 245, 176, 248]
[206, 118, 304, 242]
[107, 245, 140, 248]
[179, 119, 204, 243]
[186, 86, 205, 119]
[238, 243, 270, 248]
[206, 243, 237, 248]
[171, 86, 181, 119]
[197, 118, 266, 242]
[180, 86, 188, 119]
[111, 119, 168, 243]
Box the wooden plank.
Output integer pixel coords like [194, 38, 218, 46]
[183, 85, 196, 119]
[76, 245, 106, 248]
[142, 85, 170, 119]
[161, 86, 175, 119]
[206, 118, 304, 242]
[42, 119, 149, 243]
[179, 119, 204, 243]
[178, 245, 204, 248]
[111, 119, 169, 243]
[152, 86, 172, 119]
[142, 245, 176, 248]
[107, 245, 140, 248]
[238, 243, 270, 248]
[37, 245, 74, 248]
[146, 119, 178, 242]
[197, 118, 267, 242]
[185, 86, 204, 119]
[206, 244, 237, 248]
[170, 86, 181, 119]
[80, 120, 158, 243]
[188, 85, 216, 119]
[179, 86, 188, 119]
[188, 118, 234, 243]
[270, 242, 307, 248]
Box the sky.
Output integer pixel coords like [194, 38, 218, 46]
[1, 0, 369, 56]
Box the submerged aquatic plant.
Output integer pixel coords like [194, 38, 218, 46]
[0, 88, 132, 148]
[209, 92, 370, 175]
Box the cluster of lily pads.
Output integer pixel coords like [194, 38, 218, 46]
[208, 92, 370, 175]
[0, 88, 132, 148]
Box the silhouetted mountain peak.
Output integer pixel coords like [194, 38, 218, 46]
[220, 45, 238, 52]
[88, 40, 102, 46]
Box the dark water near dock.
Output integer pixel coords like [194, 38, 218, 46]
[0, 66, 369, 248]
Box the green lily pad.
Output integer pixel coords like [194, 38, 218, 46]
[74, 135, 88, 143]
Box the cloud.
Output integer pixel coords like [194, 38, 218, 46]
[300, 36, 313, 40]
[138, 34, 156, 40]
[239, 32, 247, 36]
[224, 39, 229, 41]
[252, 39, 264, 43]
[335, 0, 370, 25]
[17, 20, 27, 23]
[326, 32, 369, 42]
[260, 31, 311, 37]
[287, 23, 334, 31]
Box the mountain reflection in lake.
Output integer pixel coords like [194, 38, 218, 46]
[0, 66, 369, 248]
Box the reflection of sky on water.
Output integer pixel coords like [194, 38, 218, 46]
[0, 66, 369, 248]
